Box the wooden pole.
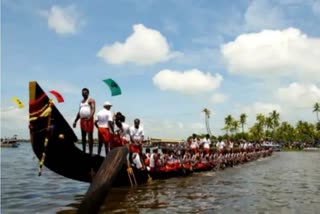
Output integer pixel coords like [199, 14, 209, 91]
[77, 146, 128, 214]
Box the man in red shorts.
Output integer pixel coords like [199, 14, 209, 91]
[129, 119, 144, 167]
[95, 101, 114, 156]
[73, 88, 96, 156]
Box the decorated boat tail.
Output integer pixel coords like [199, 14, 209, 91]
[29, 81, 103, 182]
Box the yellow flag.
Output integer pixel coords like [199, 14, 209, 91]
[12, 97, 24, 108]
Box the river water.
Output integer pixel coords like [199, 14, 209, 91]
[1, 143, 320, 214]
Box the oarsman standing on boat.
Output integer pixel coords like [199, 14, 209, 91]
[73, 88, 96, 156]
[202, 134, 211, 154]
[129, 118, 144, 168]
[218, 140, 225, 153]
[190, 134, 199, 153]
[94, 101, 114, 156]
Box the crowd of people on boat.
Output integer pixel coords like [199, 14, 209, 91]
[72, 88, 145, 159]
[138, 137, 273, 173]
[72, 88, 273, 173]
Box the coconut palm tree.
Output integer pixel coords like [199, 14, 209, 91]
[231, 120, 240, 136]
[295, 120, 315, 142]
[270, 110, 280, 140]
[239, 113, 247, 134]
[224, 115, 233, 136]
[249, 123, 264, 141]
[316, 121, 320, 132]
[202, 108, 212, 136]
[316, 121, 320, 140]
[265, 116, 273, 137]
[256, 113, 265, 126]
[313, 102, 320, 122]
[277, 121, 295, 142]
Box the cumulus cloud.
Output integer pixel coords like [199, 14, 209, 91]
[242, 102, 282, 117]
[221, 28, 320, 80]
[40, 5, 83, 35]
[276, 82, 320, 107]
[97, 24, 181, 65]
[245, 0, 287, 31]
[210, 93, 228, 104]
[152, 69, 223, 94]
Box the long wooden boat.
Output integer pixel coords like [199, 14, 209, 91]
[29, 81, 275, 213]
[29, 81, 273, 187]
[27, 81, 220, 187]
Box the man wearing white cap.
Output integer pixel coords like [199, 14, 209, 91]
[94, 101, 114, 156]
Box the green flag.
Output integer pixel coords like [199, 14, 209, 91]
[103, 78, 122, 96]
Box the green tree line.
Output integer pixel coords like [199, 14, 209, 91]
[196, 102, 320, 144]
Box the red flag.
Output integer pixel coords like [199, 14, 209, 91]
[49, 90, 64, 103]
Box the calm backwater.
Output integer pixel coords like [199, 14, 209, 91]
[1, 143, 320, 214]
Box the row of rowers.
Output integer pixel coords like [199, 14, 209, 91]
[135, 146, 272, 172]
[188, 134, 257, 153]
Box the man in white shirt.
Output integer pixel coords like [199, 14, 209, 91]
[129, 118, 144, 168]
[94, 101, 114, 156]
[73, 88, 96, 155]
[216, 141, 220, 148]
[202, 134, 211, 154]
[129, 119, 144, 153]
[190, 134, 199, 153]
[219, 140, 225, 153]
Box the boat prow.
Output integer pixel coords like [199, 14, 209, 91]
[29, 81, 105, 182]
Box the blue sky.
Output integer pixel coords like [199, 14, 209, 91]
[1, 0, 320, 139]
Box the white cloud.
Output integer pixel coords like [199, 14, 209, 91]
[221, 28, 320, 81]
[152, 69, 223, 94]
[242, 102, 282, 117]
[276, 82, 320, 107]
[97, 24, 181, 65]
[210, 93, 228, 104]
[40, 5, 83, 35]
[245, 0, 287, 31]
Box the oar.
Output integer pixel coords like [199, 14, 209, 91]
[77, 146, 129, 214]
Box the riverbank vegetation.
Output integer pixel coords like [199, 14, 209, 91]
[197, 102, 320, 150]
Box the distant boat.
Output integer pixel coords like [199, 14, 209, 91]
[261, 142, 282, 152]
[303, 147, 320, 152]
[1, 135, 19, 148]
